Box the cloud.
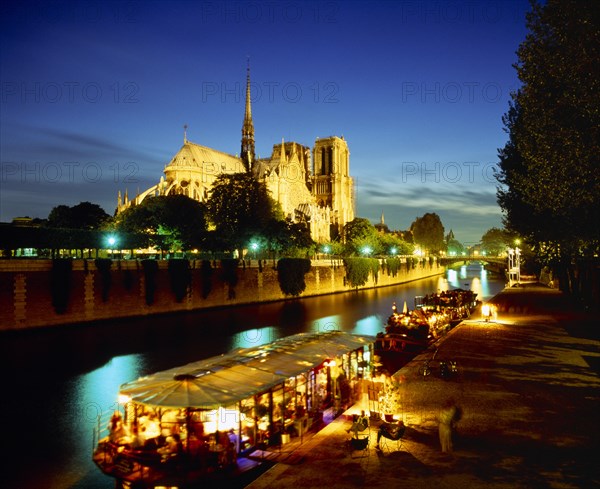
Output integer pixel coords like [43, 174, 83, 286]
[356, 173, 503, 242]
[35, 127, 133, 153]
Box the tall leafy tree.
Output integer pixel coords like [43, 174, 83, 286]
[47, 202, 110, 229]
[378, 232, 414, 256]
[343, 217, 381, 255]
[496, 1, 600, 299]
[117, 195, 207, 251]
[262, 218, 315, 257]
[205, 173, 281, 252]
[480, 228, 511, 256]
[410, 213, 445, 254]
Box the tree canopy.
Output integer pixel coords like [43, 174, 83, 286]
[205, 173, 282, 252]
[342, 218, 382, 256]
[480, 228, 510, 256]
[496, 0, 600, 298]
[410, 213, 445, 254]
[116, 195, 207, 251]
[47, 202, 111, 230]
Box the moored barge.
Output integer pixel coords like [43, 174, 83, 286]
[374, 289, 478, 373]
[92, 331, 374, 488]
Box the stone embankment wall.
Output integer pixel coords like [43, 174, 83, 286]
[0, 259, 444, 331]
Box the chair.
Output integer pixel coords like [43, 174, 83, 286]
[349, 433, 370, 459]
[378, 423, 405, 453]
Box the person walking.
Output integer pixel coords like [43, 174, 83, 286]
[438, 399, 461, 453]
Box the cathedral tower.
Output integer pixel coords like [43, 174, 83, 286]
[241, 61, 256, 172]
[312, 136, 354, 239]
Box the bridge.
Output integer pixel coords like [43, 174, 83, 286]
[439, 256, 507, 275]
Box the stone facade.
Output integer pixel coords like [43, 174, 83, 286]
[117, 67, 354, 243]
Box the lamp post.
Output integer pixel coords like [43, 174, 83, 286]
[322, 244, 332, 266]
[107, 235, 118, 259]
[507, 244, 521, 287]
[250, 241, 259, 266]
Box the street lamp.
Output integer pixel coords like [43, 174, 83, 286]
[250, 241, 259, 263]
[107, 235, 118, 259]
[361, 246, 372, 256]
[507, 246, 521, 287]
[390, 247, 397, 256]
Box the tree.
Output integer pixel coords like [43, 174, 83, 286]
[205, 173, 281, 253]
[47, 202, 111, 229]
[378, 232, 414, 256]
[46, 205, 73, 228]
[496, 1, 600, 301]
[116, 195, 207, 251]
[446, 238, 465, 257]
[262, 218, 315, 258]
[480, 228, 510, 256]
[343, 218, 381, 255]
[410, 213, 445, 254]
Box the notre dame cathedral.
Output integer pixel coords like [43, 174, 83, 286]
[117, 65, 354, 243]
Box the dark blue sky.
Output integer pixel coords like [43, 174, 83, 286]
[0, 0, 530, 243]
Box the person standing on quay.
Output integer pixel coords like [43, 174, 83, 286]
[438, 399, 461, 453]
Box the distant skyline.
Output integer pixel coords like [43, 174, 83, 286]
[0, 0, 530, 244]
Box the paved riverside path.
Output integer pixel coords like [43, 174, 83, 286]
[245, 284, 600, 489]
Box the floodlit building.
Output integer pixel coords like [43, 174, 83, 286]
[117, 65, 354, 243]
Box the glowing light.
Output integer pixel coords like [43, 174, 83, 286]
[118, 394, 131, 404]
[481, 303, 495, 321]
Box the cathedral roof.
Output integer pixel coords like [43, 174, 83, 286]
[165, 140, 241, 170]
[251, 157, 280, 177]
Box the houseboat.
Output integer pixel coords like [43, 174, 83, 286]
[374, 289, 478, 373]
[93, 331, 374, 488]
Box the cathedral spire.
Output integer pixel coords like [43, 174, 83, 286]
[241, 58, 256, 172]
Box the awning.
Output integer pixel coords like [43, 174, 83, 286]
[119, 331, 374, 409]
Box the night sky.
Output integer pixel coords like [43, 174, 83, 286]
[0, 0, 530, 244]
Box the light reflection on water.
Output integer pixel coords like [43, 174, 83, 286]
[4, 262, 504, 488]
[310, 315, 344, 335]
[352, 315, 384, 336]
[231, 327, 278, 349]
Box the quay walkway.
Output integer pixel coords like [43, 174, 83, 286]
[244, 284, 600, 489]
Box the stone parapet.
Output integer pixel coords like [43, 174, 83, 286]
[0, 259, 444, 331]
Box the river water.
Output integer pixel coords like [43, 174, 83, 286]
[1, 262, 504, 489]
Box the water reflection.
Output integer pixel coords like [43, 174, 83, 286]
[437, 276, 449, 292]
[353, 315, 383, 336]
[471, 277, 482, 300]
[447, 268, 458, 287]
[231, 327, 277, 349]
[310, 315, 344, 335]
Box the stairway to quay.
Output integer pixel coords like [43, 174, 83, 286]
[245, 284, 600, 489]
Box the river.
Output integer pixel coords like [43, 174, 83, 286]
[0, 262, 504, 489]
